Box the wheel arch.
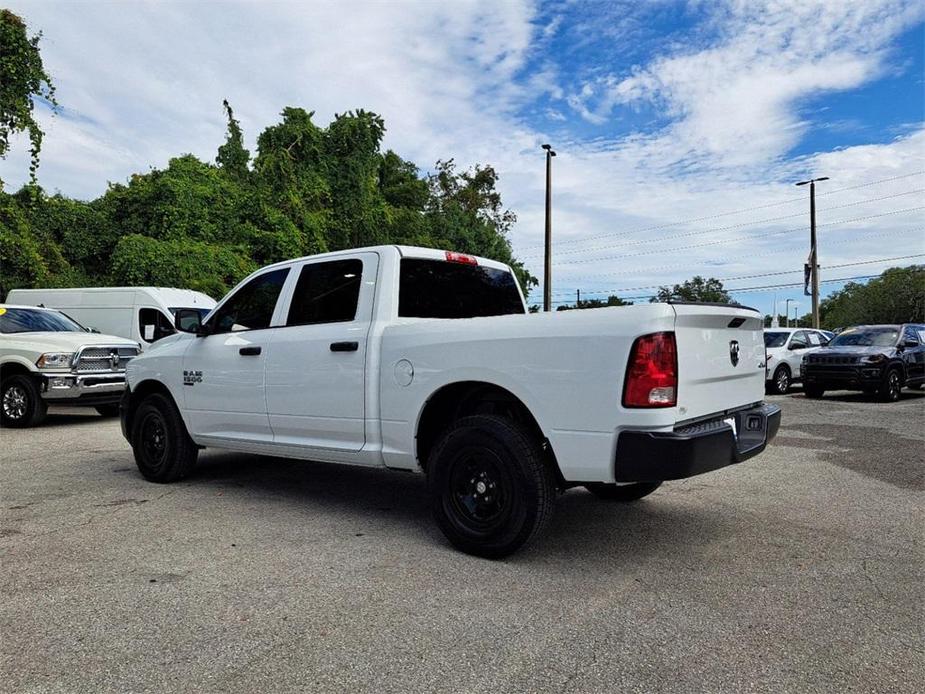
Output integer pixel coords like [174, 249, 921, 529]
[414, 380, 565, 486]
[0, 360, 36, 383]
[124, 379, 183, 439]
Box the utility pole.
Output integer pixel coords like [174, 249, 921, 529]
[796, 176, 829, 329]
[576, 289, 580, 308]
[785, 299, 794, 328]
[542, 144, 556, 312]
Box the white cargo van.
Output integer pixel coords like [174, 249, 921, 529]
[5, 287, 216, 347]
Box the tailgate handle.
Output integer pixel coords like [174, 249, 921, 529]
[239, 346, 262, 356]
[330, 341, 359, 352]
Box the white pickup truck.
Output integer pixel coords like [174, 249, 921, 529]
[1, 305, 140, 427]
[121, 245, 780, 557]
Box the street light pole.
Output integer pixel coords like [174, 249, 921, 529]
[542, 144, 556, 312]
[796, 176, 829, 329]
[785, 299, 794, 328]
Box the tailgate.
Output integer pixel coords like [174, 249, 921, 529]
[671, 303, 765, 422]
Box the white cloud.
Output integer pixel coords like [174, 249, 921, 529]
[1, 0, 922, 312]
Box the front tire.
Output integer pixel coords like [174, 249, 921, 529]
[1, 375, 47, 428]
[878, 368, 902, 403]
[130, 393, 198, 482]
[767, 365, 791, 395]
[584, 481, 662, 501]
[427, 414, 556, 559]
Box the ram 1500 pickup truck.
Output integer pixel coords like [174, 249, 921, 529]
[121, 246, 780, 557]
[1, 304, 140, 427]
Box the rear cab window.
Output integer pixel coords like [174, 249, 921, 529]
[398, 258, 525, 319]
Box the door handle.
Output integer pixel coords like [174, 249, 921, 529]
[330, 341, 359, 352]
[239, 346, 262, 356]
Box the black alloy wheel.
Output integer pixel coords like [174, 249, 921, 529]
[878, 368, 902, 402]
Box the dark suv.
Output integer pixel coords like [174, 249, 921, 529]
[800, 324, 925, 401]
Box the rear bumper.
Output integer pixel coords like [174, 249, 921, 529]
[614, 403, 781, 482]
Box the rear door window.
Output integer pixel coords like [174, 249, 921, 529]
[399, 258, 524, 318]
[286, 259, 363, 326]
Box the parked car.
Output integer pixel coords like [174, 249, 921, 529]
[120, 245, 780, 558]
[763, 327, 830, 394]
[801, 324, 925, 401]
[0, 305, 140, 427]
[6, 287, 216, 347]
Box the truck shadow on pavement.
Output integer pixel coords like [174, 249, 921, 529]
[184, 451, 733, 565]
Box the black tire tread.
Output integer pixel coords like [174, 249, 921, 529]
[427, 414, 556, 558]
[131, 393, 198, 483]
[1, 375, 47, 428]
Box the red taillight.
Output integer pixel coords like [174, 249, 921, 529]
[622, 331, 678, 408]
[445, 251, 478, 265]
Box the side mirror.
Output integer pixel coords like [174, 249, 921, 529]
[174, 308, 207, 336]
[85, 326, 101, 334]
[904, 340, 918, 348]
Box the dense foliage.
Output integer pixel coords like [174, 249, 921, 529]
[0, 9, 56, 184]
[816, 265, 925, 329]
[556, 295, 630, 311]
[0, 106, 535, 298]
[652, 276, 731, 304]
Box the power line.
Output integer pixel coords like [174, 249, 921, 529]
[548, 206, 924, 266]
[548, 226, 922, 284]
[545, 270, 915, 305]
[519, 170, 925, 253]
[549, 254, 925, 298]
[522, 188, 924, 259]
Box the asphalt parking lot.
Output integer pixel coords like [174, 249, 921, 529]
[2, 389, 923, 694]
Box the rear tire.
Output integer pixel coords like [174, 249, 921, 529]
[767, 365, 791, 395]
[130, 393, 198, 482]
[584, 481, 662, 501]
[804, 384, 825, 399]
[878, 368, 902, 403]
[1, 375, 47, 428]
[95, 404, 120, 417]
[427, 414, 556, 559]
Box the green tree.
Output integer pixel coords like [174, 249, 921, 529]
[652, 276, 731, 303]
[2, 103, 534, 300]
[819, 265, 925, 329]
[216, 99, 250, 181]
[0, 9, 57, 184]
[557, 295, 631, 311]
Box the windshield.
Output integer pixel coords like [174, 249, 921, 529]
[764, 332, 788, 348]
[169, 307, 212, 322]
[0, 307, 86, 334]
[830, 327, 899, 347]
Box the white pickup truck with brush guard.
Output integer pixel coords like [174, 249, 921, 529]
[121, 245, 780, 557]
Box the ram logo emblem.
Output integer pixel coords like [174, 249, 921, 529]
[729, 340, 740, 367]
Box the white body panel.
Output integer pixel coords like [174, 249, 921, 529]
[125, 246, 768, 484]
[6, 287, 216, 346]
[763, 328, 829, 383]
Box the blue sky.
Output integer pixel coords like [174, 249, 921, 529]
[2, 0, 923, 316]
